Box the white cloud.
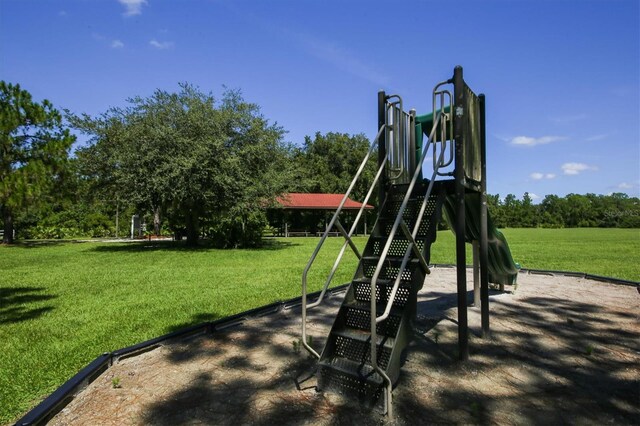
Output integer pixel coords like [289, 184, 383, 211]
[530, 172, 556, 180]
[529, 193, 541, 200]
[561, 162, 597, 175]
[149, 39, 174, 50]
[511, 135, 566, 146]
[618, 182, 633, 189]
[111, 40, 124, 49]
[118, 0, 147, 17]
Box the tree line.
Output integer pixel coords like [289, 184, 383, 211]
[1, 81, 638, 245]
[487, 192, 639, 229]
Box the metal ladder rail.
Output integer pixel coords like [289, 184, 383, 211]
[372, 84, 453, 347]
[370, 80, 453, 416]
[301, 124, 386, 359]
[386, 96, 406, 181]
[433, 88, 455, 175]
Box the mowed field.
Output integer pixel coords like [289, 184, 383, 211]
[1, 228, 638, 424]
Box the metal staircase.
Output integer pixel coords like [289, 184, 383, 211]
[316, 181, 445, 405]
[301, 73, 458, 416]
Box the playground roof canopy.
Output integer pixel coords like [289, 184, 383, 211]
[275, 193, 374, 210]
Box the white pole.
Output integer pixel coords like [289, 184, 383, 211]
[473, 240, 480, 307]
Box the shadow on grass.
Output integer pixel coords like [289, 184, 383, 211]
[0, 287, 57, 324]
[89, 239, 301, 253]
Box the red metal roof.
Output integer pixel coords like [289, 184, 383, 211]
[276, 193, 374, 210]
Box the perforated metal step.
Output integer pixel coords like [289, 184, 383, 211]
[329, 330, 393, 369]
[340, 302, 402, 337]
[368, 236, 426, 257]
[319, 356, 383, 382]
[352, 277, 412, 307]
[361, 256, 417, 282]
[378, 201, 438, 237]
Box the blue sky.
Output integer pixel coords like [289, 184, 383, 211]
[1, 0, 638, 200]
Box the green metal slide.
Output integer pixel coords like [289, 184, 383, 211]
[442, 192, 519, 286]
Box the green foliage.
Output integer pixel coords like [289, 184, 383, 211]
[206, 208, 267, 248]
[280, 132, 377, 234]
[0, 81, 75, 243]
[70, 84, 292, 246]
[293, 132, 377, 201]
[111, 377, 121, 389]
[487, 192, 639, 229]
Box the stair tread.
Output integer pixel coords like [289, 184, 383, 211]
[318, 357, 384, 385]
[352, 277, 411, 287]
[369, 234, 428, 239]
[344, 300, 403, 317]
[362, 255, 420, 263]
[332, 327, 395, 349]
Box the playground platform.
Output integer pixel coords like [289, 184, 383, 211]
[46, 268, 638, 425]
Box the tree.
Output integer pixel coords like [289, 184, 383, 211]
[290, 132, 377, 233]
[294, 132, 376, 201]
[0, 82, 75, 244]
[520, 192, 537, 227]
[71, 84, 291, 246]
[502, 193, 520, 227]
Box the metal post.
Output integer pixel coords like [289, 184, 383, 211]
[479, 94, 490, 337]
[472, 240, 480, 307]
[409, 109, 417, 177]
[378, 91, 387, 210]
[453, 65, 469, 361]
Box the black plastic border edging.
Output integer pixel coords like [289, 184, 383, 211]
[15, 284, 349, 426]
[15, 354, 111, 426]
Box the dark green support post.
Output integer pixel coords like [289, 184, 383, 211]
[479, 94, 490, 337]
[453, 66, 469, 361]
[378, 91, 387, 210]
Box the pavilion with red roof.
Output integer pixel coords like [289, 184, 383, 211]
[270, 193, 374, 236]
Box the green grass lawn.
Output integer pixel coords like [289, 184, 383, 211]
[1, 228, 639, 424]
[429, 228, 640, 280]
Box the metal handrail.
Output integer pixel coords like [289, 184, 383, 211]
[301, 124, 386, 359]
[370, 79, 452, 415]
[434, 86, 454, 175]
[385, 96, 406, 181]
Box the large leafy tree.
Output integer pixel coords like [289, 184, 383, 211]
[285, 132, 377, 234]
[0, 82, 75, 244]
[71, 84, 291, 246]
[294, 132, 377, 201]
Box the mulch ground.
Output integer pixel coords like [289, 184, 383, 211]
[50, 267, 639, 425]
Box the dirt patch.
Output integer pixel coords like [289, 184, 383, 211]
[50, 268, 639, 425]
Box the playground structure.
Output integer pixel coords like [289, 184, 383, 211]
[301, 66, 519, 415]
